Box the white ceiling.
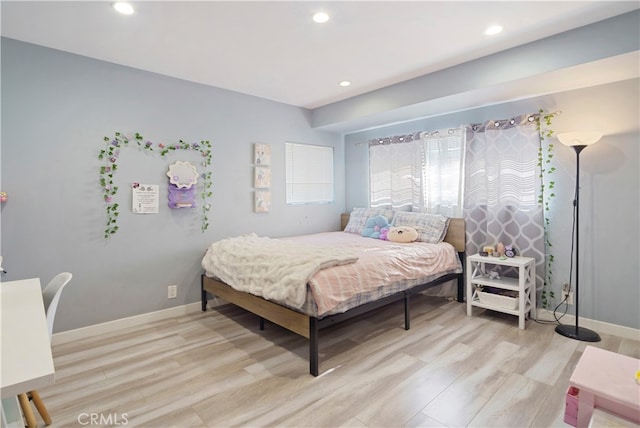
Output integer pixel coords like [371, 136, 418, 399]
[2, 1, 639, 111]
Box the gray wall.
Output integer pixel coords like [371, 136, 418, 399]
[1, 38, 345, 332]
[345, 78, 640, 330]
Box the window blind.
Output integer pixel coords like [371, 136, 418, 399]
[285, 142, 334, 204]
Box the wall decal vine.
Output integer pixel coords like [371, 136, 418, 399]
[99, 132, 212, 239]
[536, 109, 559, 308]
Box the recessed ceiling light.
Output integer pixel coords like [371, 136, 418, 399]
[484, 25, 503, 36]
[339, 80, 351, 87]
[113, 2, 134, 15]
[312, 12, 330, 24]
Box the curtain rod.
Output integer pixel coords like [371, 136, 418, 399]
[364, 127, 463, 146]
[468, 110, 562, 132]
[359, 110, 561, 146]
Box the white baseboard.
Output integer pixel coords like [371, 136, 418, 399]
[51, 299, 222, 346]
[52, 302, 639, 346]
[536, 309, 640, 341]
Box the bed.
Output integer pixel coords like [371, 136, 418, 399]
[201, 212, 466, 376]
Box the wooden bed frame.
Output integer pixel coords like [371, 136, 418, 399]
[201, 215, 466, 376]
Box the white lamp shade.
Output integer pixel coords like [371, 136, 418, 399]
[557, 131, 603, 147]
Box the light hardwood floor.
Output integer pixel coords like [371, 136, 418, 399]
[38, 296, 639, 427]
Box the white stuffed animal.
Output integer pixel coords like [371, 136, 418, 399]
[387, 226, 419, 243]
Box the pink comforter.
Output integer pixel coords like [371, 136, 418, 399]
[284, 232, 462, 316]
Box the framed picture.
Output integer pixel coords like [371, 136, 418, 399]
[254, 166, 271, 188]
[255, 190, 271, 213]
[254, 143, 271, 166]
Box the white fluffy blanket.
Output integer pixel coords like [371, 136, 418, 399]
[202, 234, 358, 309]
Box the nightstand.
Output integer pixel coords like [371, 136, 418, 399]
[466, 253, 536, 329]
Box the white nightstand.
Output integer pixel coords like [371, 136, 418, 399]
[466, 253, 536, 329]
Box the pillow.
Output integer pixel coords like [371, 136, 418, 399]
[344, 208, 394, 235]
[391, 211, 450, 243]
[387, 226, 418, 243]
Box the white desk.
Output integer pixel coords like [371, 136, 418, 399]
[1, 278, 55, 427]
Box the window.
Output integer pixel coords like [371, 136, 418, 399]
[369, 128, 465, 216]
[422, 129, 465, 216]
[369, 138, 423, 210]
[285, 142, 334, 204]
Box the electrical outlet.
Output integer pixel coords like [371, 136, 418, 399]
[562, 284, 574, 305]
[168, 285, 177, 299]
[565, 291, 574, 305]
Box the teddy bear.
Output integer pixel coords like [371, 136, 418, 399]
[387, 226, 419, 243]
[361, 215, 390, 239]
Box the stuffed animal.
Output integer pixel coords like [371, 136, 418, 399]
[361, 215, 390, 239]
[387, 226, 419, 243]
[379, 227, 389, 241]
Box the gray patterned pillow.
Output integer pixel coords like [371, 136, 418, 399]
[391, 211, 450, 243]
[344, 208, 394, 235]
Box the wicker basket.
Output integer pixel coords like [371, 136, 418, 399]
[477, 290, 518, 310]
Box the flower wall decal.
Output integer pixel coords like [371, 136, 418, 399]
[99, 132, 213, 238]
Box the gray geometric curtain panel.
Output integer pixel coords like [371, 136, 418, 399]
[463, 115, 546, 300]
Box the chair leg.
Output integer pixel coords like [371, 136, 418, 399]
[17, 393, 37, 428]
[29, 390, 52, 425]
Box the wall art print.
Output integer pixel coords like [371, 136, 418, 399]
[132, 183, 159, 214]
[254, 166, 271, 189]
[254, 143, 271, 166]
[254, 190, 271, 213]
[252, 143, 271, 213]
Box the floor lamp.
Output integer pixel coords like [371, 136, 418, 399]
[555, 131, 602, 342]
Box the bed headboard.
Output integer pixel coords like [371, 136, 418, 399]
[340, 213, 466, 253]
[340, 213, 350, 231]
[444, 218, 465, 253]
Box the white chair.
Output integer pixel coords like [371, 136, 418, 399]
[43, 272, 73, 341]
[18, 272, 72, 427]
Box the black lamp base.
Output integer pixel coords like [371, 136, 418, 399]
[555, 324, 601, 342]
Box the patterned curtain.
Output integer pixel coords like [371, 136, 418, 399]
[369, 129, 466, 214]
[422, 127, 466, 217]
[369, 133, 423, 210]
[464, 114, 545, 298]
